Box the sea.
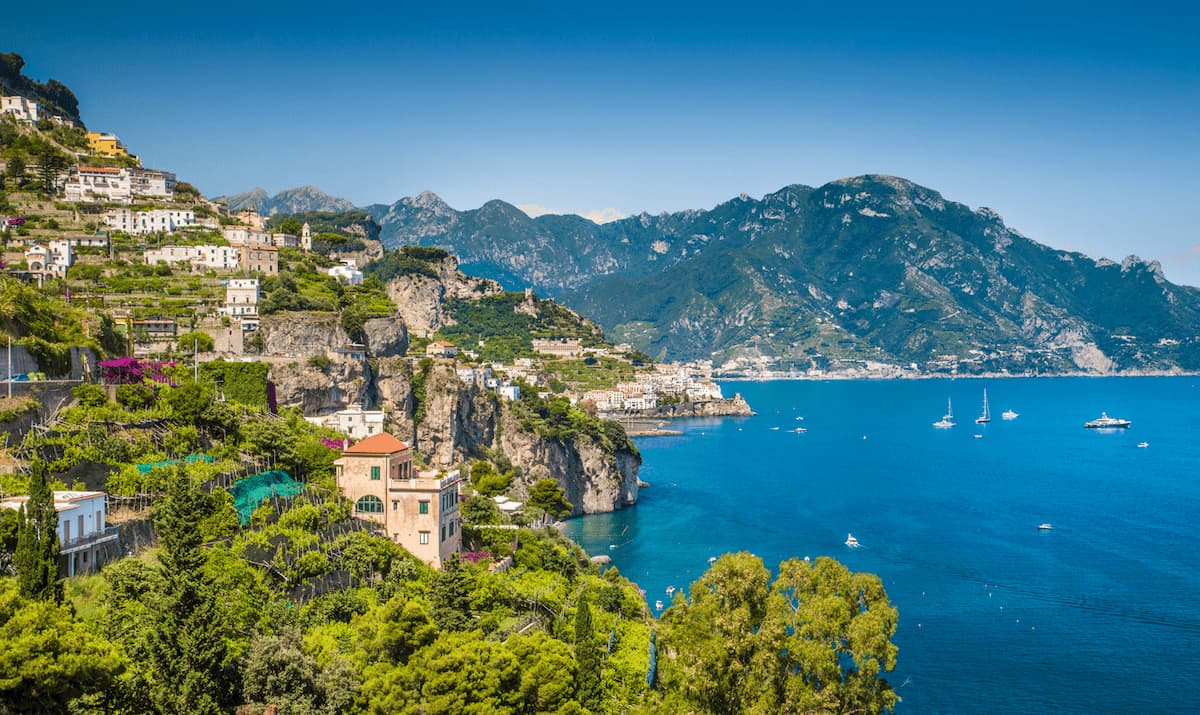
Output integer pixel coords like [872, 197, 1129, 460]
[563, 377, 1200, 714]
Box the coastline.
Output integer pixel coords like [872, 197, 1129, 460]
[715, 369, 1200, 382]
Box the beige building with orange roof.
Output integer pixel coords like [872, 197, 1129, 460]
[333, 433, 462, 568]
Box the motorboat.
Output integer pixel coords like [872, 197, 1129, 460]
[1002, 409, 1018, 420]
[975, 389, 991, 424]
[933, 398, 955, 428]
[655, 600, 664, 610]
[1137, 441, 1149, 448]
[1037, 523, 1053, 530]
[1084, 412, 1131, 429]
[665, 585, 676, 596]
[845, 533, 861, 548]
[793, 427, 807, 433]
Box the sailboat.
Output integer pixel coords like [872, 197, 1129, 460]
[975, 389, 991, 424]
[933, 399, 955, 428]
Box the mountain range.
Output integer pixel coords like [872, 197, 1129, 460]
[216, 176, 1200, 373]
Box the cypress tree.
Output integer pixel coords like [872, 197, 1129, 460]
[431, 555, 473, 631]
[575, 597, 602, 710]
[14, 457, 62, 603]
[145, 467, 231, 714]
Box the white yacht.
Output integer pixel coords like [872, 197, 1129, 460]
[933, 398, 955, 428]
[1084, 412, 1131, 429]
[1002, 409, 1019, 420]
[845, 533, 861, 548]
[975, 389, 991, 424]
[1037, 523, 1053, 530]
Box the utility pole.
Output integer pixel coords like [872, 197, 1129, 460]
[7, 336, 11, 399]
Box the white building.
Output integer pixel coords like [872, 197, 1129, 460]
[497, 383, 521, 401]
[0, 95, 40, 123]
[301, 222, 312, 251]
[317, 404, 386, 440]
[272, 232, 299, 249]
[532, 338, 584, 358]
[0, 491, 119, 576]
[23, 240, 73, 283]
[106, 208, 197, 235]
[223, 278, 259, 318]
[64, 167, 176, 203]
[624, 393, 658, 411]
[583, 389, 625, 411]
[144, 244, 240, 272]
[328, 259, 363, 286]
[222, 227, 272, 246]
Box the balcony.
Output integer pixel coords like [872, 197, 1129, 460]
[60, 525, 121, 553]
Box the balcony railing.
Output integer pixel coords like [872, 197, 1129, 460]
[60, 525, 121, 551]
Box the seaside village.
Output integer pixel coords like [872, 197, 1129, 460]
[0, 93, 728, 576]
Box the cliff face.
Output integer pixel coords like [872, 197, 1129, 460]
[496, 409, 641, 516]
[385, 255, 503, 337]
[413, 361, 498, 466]
[259, 313, 350, 356]
[644, 394, 755, 418]
[270, 357, 367, 413]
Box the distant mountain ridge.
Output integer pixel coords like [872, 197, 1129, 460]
[221, 177, 1200, 373]
[213, 185, 356, 215]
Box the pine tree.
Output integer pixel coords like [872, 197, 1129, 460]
[430, 556, 473, 631]
[14, 458, 62, 603]
[574, 598, 602, 710]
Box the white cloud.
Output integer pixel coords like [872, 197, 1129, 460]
[581, 208, 626, 225]
[516, 204, 626, 225]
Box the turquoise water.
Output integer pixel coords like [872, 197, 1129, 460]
[564, 377, 1200, 713]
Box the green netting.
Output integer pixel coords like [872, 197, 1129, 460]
[231, 470, 304, 524]
[135, 453, 215, 474]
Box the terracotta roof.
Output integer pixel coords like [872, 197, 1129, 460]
[344, 432, 408, 454]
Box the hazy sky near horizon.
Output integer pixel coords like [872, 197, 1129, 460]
[9, 1, 1200, 284]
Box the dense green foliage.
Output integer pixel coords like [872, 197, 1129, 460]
[658, 552, 899, 714]
[512, 385, 635, 457]
[437, 292, 604, 363]
[363, 245, 448, 282]
[198, 360, 269, 407]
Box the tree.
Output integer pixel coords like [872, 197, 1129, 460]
[176, 330, 214, 353]
[143, 467, 235, 714]
[241, 628, 323, 715]
[573, 598, 602, 711]
[14, 458, 61, 603]
[657, 553, 899, 715]
[0, 579, 126, 713]
[430, 556, 473, 632]
[528, 478, 573, 521]
[5, 155, 26, 183]
[35, 145, 68, 196]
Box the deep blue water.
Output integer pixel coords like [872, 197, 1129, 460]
[564, 377, 1200, 714]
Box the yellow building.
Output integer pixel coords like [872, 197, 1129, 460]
[86, 132, 136, 160]
[333, 433, 462, 569]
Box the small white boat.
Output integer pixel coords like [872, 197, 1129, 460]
[1037, 523, 1053, 530]
[707, 556, 717, 564]
[793, 427, 807, 433]
[975, 389, 991, 424]
[655, 600, 664, 610]
[665, 585, 675, 596]
[609, 544, 617, 550]
[770, 426, 780, 431]
[973, 434, 983, 439]
[845, 533, 861, 548]
[1137, 441, 1149, 448]
[933, 398, 955, 428]
[1002, 409, 1019, 420]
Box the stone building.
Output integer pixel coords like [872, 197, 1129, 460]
[333, 433, 461, 569]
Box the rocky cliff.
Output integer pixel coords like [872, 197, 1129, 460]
[642, 393, 755, 419]
[497, 408, 641, 516]
[384, 255, 503, 337]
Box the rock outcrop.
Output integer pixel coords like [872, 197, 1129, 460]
[270, 357, 367, 414]
[642, 393, 755, 419]
[385, 255, 502, 337]
[259, 312, 350, 356]
[496, 409, 640, 516]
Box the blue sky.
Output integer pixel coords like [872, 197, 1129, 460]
[9, 1, 1200, 284]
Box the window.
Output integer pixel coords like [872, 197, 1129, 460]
[419, 531, 430, 545]
[392, 501, 398, 511]
[370, 466, 380, 480]
[419, 500, 429, 515]
[449, 520, 455, 536]
[440, 526, 446, 542]
[355, 495, 384, 513]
